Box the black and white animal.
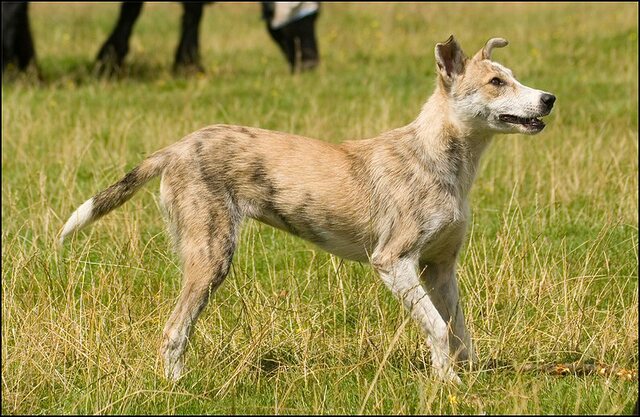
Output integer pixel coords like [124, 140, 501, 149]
[262, 2, 320, 72]
[2, 2, 320, 75]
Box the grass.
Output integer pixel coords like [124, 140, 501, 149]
[2, 2, 638, 414]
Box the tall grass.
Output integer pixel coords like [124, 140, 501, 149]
[2, 2, 638, 414]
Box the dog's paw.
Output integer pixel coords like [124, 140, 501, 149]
[161, 339, 186, 381]
[435, 366, 462, 385]
[446, 371, 462, 385]
[163, 358, 184, 382]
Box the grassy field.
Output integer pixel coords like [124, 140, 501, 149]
[2, 2, 638, 414]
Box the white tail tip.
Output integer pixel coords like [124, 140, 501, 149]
[59, 198, 94, 245]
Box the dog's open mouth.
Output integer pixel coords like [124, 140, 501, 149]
[499, 114, 545, 131]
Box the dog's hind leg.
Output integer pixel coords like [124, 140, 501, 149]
[420, 261, 475, 367]
[159, 181, 240, 381]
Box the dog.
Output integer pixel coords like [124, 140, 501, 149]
[59, 35, 555, 383]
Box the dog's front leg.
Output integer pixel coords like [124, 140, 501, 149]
[372, 253, 461, 383]
[420, 261, 475, 367]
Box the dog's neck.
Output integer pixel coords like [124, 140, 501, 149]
[411, 88, 493, 197]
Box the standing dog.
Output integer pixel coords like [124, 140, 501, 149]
[59, 36, 555, 383]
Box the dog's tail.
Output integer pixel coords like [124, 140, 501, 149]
[58, 146, 174, 246]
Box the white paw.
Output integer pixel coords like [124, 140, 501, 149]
[446, 369, 462, 385]
[164, 357, 184, 381]
[435, 365, 462, 384]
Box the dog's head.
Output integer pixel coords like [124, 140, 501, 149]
[434, 35, 555, 135]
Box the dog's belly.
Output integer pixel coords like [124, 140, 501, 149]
[252, 210, 371, 263]
[312, 233, 371, 262]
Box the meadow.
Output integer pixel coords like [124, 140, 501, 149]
[2, 2, 638, 414]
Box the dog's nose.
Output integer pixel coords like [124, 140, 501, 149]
[541, 93, 556, 109]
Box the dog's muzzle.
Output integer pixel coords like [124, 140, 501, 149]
[499, 93, 556, 133]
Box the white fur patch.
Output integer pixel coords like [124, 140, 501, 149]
[270, 2, 319, 29]
[59, 198, 94, 246]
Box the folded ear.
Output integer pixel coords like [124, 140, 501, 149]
[434, 35, 467, 86]
[473, 37, 508, 61]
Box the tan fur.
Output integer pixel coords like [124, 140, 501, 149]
[60, 35, 555, 383]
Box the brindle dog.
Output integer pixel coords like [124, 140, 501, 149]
[60, 36, 555, 383]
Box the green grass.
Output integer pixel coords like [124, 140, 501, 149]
[2, 2, 638, 414]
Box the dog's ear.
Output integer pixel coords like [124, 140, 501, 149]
[435, 35, 467, 86]
[473, 37, 509, 61]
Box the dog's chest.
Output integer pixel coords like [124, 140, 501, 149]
[419, 203, 469, 262]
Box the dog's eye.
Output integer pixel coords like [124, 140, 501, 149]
[490, 77, 504, 86]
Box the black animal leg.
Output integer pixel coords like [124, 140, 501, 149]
[173, 2, 205, 74]
[95, 2, 144, 75]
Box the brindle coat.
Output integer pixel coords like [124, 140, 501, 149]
[60, 35, 555, 383]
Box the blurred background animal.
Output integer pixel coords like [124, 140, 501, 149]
[262, 2, 320, 72]
[2, 1, 320, 76]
